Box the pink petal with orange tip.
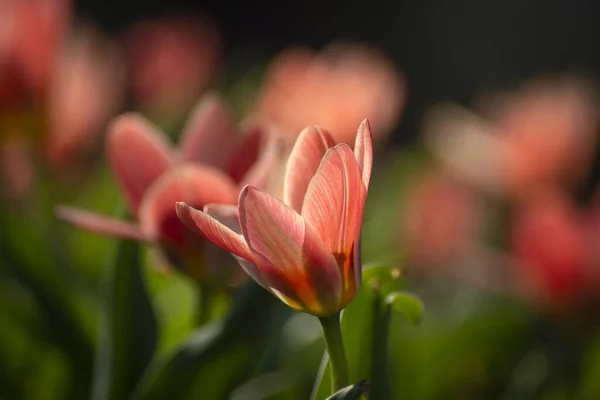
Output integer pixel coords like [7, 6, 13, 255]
[354, 119, 374, 189]
[55, 206, 146, 241]
[303, 144, 363, 254]
[178, 92, 238, 169]
[176, 202, 254, 261]
[107, 113, 174, 213]
[284, 126, 335, 212]
[137, 164, 238, 246]
[239, 186, 342, 316]
[303, 144, 365, 303]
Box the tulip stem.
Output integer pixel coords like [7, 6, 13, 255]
[319, 312, 349, 393]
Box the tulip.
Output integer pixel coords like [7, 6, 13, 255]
[510, 191, 590, 311]
[425, 77, 597, 201]
[57, 93, 279, 285]
[256, 43, 405, 147]
[45, 26, 125, 168]
[125, 15, 221, 120]
[177, 120, 373, 391]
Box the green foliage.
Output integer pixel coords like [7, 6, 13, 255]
[326, 381, 369, 400]
[135, 282, 291, 400]
[386, 292, 424, 325]
[91, 239, 158, 400]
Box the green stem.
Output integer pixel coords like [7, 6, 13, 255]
[319, 312, 349, 393]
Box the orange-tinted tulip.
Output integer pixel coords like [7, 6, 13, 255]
[177, 121, 373, 316]
[57, 94, 278, 282]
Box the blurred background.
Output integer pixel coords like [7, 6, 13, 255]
[2, 0, 600, 399]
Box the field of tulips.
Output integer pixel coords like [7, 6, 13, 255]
[2, 1, 600, 399]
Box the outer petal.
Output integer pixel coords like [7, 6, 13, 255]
[107, 113, 174, 213]
[138, 164, 238, 248]
[354, 119, 373, 190]
[56, 206, 146, 241]
[302, 144, 365, 305]
[176, 202, 254, 261]
[284, 126, 336, 212]
[178, 92, 238, 168]
[239, 186, 342, 316]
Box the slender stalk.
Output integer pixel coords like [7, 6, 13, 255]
[319, 312, 349, 393]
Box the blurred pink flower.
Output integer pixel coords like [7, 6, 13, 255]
[510, 191, 592, 311]
[0, 136, 34, 203]
[402, 170, 483, 268]
[256, 43, 406, 146]
[0, 1, 125, 198]
[57, 94, 279, 283]
[45, 26, 125, 168]
[425, 77, 597, 201]
[126, 15, 221, 118]
[177, 121, 372, 316]
[9, 0, 70, 100]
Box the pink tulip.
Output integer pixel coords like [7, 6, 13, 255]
[57, 94, 279, 282]
[177, 120, 373, 316]
[510, 191, 590, 310]
[45, 26, 125, 168]
[403, 170, 482, 268]
[256, 43, 405, 146]
[425, 77, 597, 201]
[125, 15, 221, 118]
[10, 0, 70, 99]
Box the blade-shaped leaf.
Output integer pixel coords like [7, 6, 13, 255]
[135, 282, 290, 400]
[326, 381, 369, 400]
[92, 239, 158, 400]
[386, 292, 424, 325]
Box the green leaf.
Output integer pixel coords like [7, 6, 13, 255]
[91, 239, 158, 400]
[135, 282, 290, 400]
[326, 381, 369, 400]
[386, 292, 424, 324]
[0, 214, 94, 397]
[362, 264, 404, 288]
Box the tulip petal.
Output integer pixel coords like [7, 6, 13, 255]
[179, 92, 238, 168]
[138, 164, 239, 247]
[303, 144, 365, 305]
[354, 119, 373, 189]
[107, 113, 174, 213]
[239, 186, 342, 315]
[227, 125, 261, 184]
[176, 202, 254, 261]
[303, 144, 363, 253]
[284, 126, 335, 212]
[56, 206, 146, 241]
[239, 135, 285, 190]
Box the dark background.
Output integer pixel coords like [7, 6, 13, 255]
[76, 0, 600, 146]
